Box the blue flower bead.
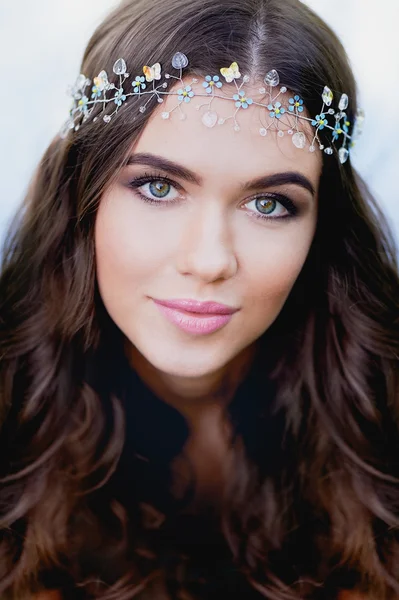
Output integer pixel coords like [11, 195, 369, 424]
[332, 121, 343, 141]
[133, 76, 146, 93]
[233, 90, 253, 109]
[114, 89, 127, 106]
[178, 85, 195, 103]
[311, 113, 328, 129]
[288, 95, 304, 113]
[202, 75, 223, 94]
[78, 95, 89, 112]
[91, 86, 102, 99]
[267, 101, 286, 119]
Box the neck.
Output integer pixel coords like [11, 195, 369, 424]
[124, 339, 259, 427]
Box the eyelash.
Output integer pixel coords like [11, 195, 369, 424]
[127, 171, 298, 222]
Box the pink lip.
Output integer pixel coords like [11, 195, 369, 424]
[152, 298, 239, 335]
[153, 298, 239, 314]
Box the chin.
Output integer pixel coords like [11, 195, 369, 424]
[142, 347, 230, 379]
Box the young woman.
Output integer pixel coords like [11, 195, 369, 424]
[1, 0, 398, 598]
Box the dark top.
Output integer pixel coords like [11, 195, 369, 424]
[54, 332, 356, 599]
[82, 335, 290, 599]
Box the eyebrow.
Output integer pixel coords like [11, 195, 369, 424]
[126, 152, 316, 196]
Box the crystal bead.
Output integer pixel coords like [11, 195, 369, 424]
[328, 108, 335, 115]
[259, 128, 267, 136]
[339, 147, 349, 164]
[165, 74, 170, 79]
[234, 124, 241, 132]
[93, 117, 98, 123]
[139, 106, 146, 113]
[264, 69, 280, 87]
[74, 74, 87, 92]
[292, 132, 306, 149]
[339, 94, 349, 111]
[309, 145, 316, 153]
[243, 75, 250, 83]
[322, 86, 333, 106]
[103, 115, 111, 123]
[280, 86, 287, 93]
[157, 98, 164, 103]
[192, 78, 199, 83]
[76, 75, 87, 90]
[113, 58, 127, 75]
[74, 125, 80, 131]
[161, 112, 170, 119]
[288, 129, 293, 135]
[202, 111, 218, 128]
[162, 82, 168, 88]
[218, 118, 225, 125]
[324, 147, 333, 155]
[278, 130, 284, 137]
[258, 87, 266, 94]
[172, 52, 189, 69]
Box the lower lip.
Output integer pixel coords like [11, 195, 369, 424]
[153, 302, 234, 335]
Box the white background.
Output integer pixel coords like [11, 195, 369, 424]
[0, 1, 398, 251]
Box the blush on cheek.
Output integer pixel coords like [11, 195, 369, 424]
[256, 254, 308, 301]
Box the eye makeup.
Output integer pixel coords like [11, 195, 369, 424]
[126, 170, 302, 222]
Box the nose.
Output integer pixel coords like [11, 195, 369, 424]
[176, 202, 238, 283]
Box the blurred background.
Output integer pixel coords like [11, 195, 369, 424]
[0, 0, 398, 252]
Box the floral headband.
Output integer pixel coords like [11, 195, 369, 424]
[60, 52, 365, 164]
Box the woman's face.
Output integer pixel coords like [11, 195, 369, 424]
[95, 80, 321, 385]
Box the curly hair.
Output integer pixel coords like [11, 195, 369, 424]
[1, 0, 399, 598]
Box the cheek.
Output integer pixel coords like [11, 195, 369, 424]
[94, 198, 145, 316]
[240, 227, 314, 322]
[94, 195, 171, 290]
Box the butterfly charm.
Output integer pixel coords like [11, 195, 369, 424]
[93, 70, 109, 92]
[143, 62, 162, 82]
[220, 62, 241, 83]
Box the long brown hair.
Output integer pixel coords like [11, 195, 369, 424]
[1, 0, 399, 598]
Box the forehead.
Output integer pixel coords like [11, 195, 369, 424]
[132, 77, 322, 186]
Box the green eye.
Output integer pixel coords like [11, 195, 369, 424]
[149, 181, 170, 198]
[256, 198, 276, 214]
[128, 174, 181, 205]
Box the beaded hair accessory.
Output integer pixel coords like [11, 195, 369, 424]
[60, 52, 365, 164]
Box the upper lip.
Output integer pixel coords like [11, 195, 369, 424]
[153, 298, 240, 315]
